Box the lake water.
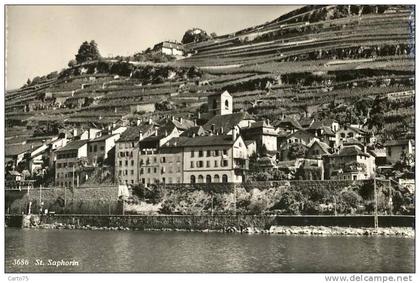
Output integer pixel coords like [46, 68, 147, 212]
[5, 228, 414, 273]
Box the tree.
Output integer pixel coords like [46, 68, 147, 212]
[287, 143, 308, 160]
[186, 66, 202, 79]
[75, 40, 101, 64]
[181, 28, 211, 44]
[68, 59, 77, 67]
[273, 190, 305, 215]
[131, 183, 146, 199]
[366, 95, 387, 132]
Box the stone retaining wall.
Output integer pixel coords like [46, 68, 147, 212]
[6, 214, 412, 230]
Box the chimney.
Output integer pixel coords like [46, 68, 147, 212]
[198, 112, 201, 119]
[171, 116, 175, 121]
[179, 117, 183, 124]
[112, 122, 116, 129]
[192, 133, 196, 138]
[211, 124, 215, 133]
[148, 118, 153, 125]
[220, 127, 224, 134]
[136, 118, 141, 126]
[139, 131, 143, 141]
[194, 119, 197, 126]
[232, 126, 237, 141]
[155, 129, 158, 136]
[164, 130, 168, 136]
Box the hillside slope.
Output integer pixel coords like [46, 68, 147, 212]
[5, 5, 415, 142]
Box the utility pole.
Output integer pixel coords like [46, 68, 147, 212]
[39, 185, 42, 206]
[388, 179, 392, 215]
[64, 186, 67, 213]
[374, 177, 378, 229]
[72, 164, 75, 189]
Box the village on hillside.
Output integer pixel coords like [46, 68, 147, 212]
[5, 5, 415, 216]
[6, 86, 415, 188]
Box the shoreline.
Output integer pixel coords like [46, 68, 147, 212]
[14, 221, 415, 238]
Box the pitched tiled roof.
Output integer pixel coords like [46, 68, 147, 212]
[180, 126, 208, 137]
[204, 112, 253, 132]
[118, 124, 155, 142]
[309, 140, 331, 154]
[343, 138, 364, 146]
[55, 140, 88, 152]
[244, 139, 256, 146]
[274, 117, 302, 130]
[319, 126, 335, 136]
[333, 146, 369, 157]
[155, 41, 184, 50]
[6, 143, 42, 156]
[384, 139, 413, 147]
[299, 117, 314, 128]
[168, 118, 195, 131]
[287, 130, 314, 140]
[163, 135, 236, 148]
[346, 126, 368, 135]
[247, 120, 274, 129]
[89, 134, 118, 143]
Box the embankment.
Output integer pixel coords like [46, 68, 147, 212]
[5, 185, 121, 215]
[6, 214, 414, 232]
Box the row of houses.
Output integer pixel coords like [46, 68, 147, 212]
[5, 90, 415, 188]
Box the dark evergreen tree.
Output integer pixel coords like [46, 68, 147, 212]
[75, 40, 101, 64]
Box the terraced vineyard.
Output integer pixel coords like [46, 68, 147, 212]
[5, 5, 415, 141]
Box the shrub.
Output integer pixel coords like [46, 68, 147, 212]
[273, 190, 305, 215]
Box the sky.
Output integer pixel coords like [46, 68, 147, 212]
[5, 5, 301, 90]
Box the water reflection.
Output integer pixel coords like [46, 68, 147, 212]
[5, 229, 414, 273]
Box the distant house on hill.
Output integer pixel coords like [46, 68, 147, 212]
[153, 41, 184, 56]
